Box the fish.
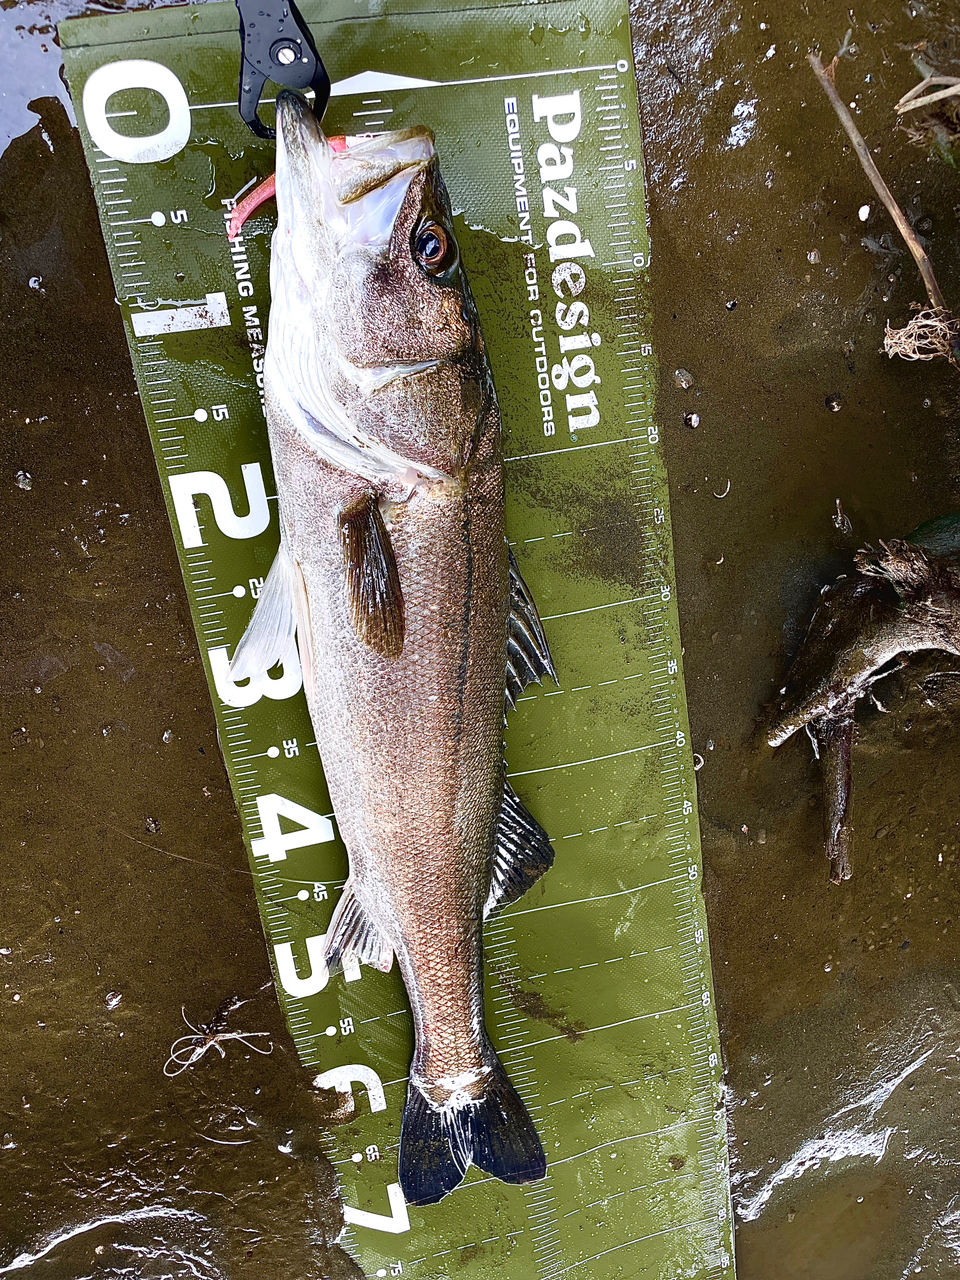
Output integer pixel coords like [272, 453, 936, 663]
[767, 514, 960, 882]
[230, 92, 556, 1205]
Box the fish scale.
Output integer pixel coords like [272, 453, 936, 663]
[61, 0, 736, 1274]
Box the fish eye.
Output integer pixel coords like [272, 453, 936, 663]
[413, 221, 457, 276]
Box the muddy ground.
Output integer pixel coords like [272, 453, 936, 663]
[3, 0, 960, 1275]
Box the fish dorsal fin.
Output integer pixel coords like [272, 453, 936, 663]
[506, 550, 557, 712]
[230, 541, 298, 682]
[484, 783, 555, 918]
[339, 493, 405, 659]
[323, 882, 393, 974]
[229, 540, 315, 700]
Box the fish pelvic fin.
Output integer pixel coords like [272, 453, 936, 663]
[484, 782, 554, 918]
[229, 540, 314, 696]
[230, 540, 298, 682]
[339, 493, 405, 659]
[506, 550, 557, 713]
[399, 1053, 546, 1206]
[322, 882, 393, 974]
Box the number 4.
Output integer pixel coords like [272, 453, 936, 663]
[252, 793, 335, 862]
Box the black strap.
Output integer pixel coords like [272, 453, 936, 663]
[235, 0, 330, 138]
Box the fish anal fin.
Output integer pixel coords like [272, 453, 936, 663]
[230, 541, 298, 682]
[484, 782, 554, 918]
[323, 882, 393, 974]
[506, 550, 557, 712]
[339, 493, 405, 659]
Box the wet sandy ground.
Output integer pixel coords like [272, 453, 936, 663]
[3, 0, 960, 1275]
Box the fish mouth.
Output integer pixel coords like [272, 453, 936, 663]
[275, 91, 436, 247]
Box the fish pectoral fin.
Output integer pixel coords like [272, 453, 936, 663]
[484, 782, 555, 918]
[323, 882, 393, 974]
[339, 493, 405, 659]
[505, 550, 557, 712]
[230, 540, 299, 681]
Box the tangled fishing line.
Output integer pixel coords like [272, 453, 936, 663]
[163, 995, 273, 1077]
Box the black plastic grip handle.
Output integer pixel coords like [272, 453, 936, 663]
[235, 0, 330, 139]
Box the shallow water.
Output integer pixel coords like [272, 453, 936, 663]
[3, 0, 960, 1274]
[634, 0, 960, 1274]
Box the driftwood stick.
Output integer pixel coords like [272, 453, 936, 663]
[897, 82, 960, 115]
[807, 51, 948, 313]
[812, 712, 855, 884]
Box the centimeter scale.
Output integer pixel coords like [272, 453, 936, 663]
[61, 1, 736, 1276]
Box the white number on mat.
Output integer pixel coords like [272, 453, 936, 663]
[252, 793, 334, 863]
[208, 645, 301, 708]
[169, 464, 270, 548]
[274, 934, 360, 997]
[82, 59, 190, 164]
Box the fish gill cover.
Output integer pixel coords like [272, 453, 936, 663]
[58, 0, 734, 1275]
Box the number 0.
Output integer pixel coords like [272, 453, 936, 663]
[82, 59, 191, 164]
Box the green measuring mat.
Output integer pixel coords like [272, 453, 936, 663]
[60, 2, 735, 1275]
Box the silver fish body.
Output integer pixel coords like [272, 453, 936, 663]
[233, 93, 555, 1204]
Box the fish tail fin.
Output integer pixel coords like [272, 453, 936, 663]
[398, 1052, 546, 1206]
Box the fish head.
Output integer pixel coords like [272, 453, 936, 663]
[275, 94, 474, 364]
[270, 93, 485, 483]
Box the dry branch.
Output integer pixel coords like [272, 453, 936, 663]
[807, 51, 959, 366]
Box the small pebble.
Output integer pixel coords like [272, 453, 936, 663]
[807, 249, 821, 264]
[105, 992, 123, 1010]
[725, 300, 737, 311]
[683, 412, 700, 430]
[858, 204, 871, 222]
[825, 393, 843, 413]
[673, 367, 694, 390]
[162, 729, 173, 744]
[15, 471, 32, 491]
[145, 817, 161, 835]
